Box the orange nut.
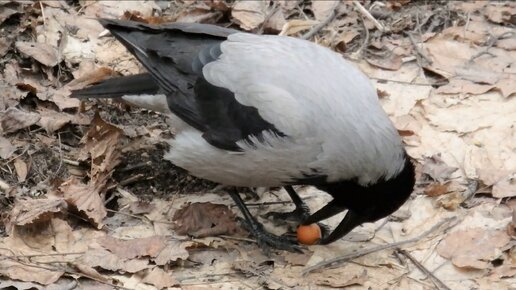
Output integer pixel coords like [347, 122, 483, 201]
[296, 223, 322, 245]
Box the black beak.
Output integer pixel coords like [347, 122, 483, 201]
[302, 200, 365, 245]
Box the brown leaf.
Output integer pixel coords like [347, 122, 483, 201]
[6, 197, 67, 232]
[13, 158, 28, 182]
[172, 202, 242, 238]
[279, 19, 319, 36]
[421, 155, 458, 183]
[78, 248, 149, 273]
[0, 136, 16, 159]
[51, 86, 81, 110]
[425, 182, 450, 197]
[0, 107, 40, 134]
[366, 54, 403, 71]
[264, 8, 286, 33]
[232, 0, 267, 31]
[0, 258, 63, 285]
[310, 268, 367, 288]
[99, 235, 168, 259]
[485, 3, 516, 25]
[59, 177, 107, 228]
[478, 169, 516, 199]
[311, 1, 338, 21]
[175, 7, 222, 24]
[67, 67, 118, 90]
[15, 41, 58, 67]
[437, 228, 511, 269]
[37, 108, 91, 134]
[153, 241, 190, 265]
[78, 112, 123, 180]
[142, 267, 178, 289]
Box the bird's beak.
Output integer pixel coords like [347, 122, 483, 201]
[318, 210, 364, 244]
[301, 200, 365, 245]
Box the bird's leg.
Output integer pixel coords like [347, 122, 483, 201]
[263, 186, 311, 222]
[228, 188, 302, 253]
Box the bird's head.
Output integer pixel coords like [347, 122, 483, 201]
[305, 156, 416, 244]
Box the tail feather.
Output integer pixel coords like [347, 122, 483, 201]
[70, 73, 159, 99]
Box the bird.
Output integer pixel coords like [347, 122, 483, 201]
[71, 18, 415, 251]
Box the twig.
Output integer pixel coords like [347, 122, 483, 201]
[352, 0, 385, 32]
[301, 1, 340, 40]
[119, 173, 145, 186]
[353, 11, 370, 58]
[469, 31, 514, 63]
[369, 77, 447, 86]
[62, 158, 80, 166]
[302, 216, 458, 275]
[407, 32, 433, 65]
[398, 249, 451, 290]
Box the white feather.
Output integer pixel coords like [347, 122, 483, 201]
[165, 33, 405, 186]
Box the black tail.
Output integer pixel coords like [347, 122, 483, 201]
[70, 73, 159, 99]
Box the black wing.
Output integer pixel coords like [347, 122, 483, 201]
[94, 19, 284, 151]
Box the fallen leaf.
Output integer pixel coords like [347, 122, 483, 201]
[0, 136, 16, 159]
[232, 1, 267, 31]
[425, 182, 450, 197]
[172, 202, 242, 238]
[264, 8, 286, 33]
[279, 19, 319, 36]
[6, 197, 67, 232]
[59, 177, 107, 229]
[152, 241, 190, 265]
[485, 3, 516, 25]
[311, 1, 338, 21]
[37, 108, 91, 134]
[420, 155, 458, 183]
[13, 158, 28, 182]
[78, 112, 123, 180]
[78, 248, 149, 273]
[310, 268, 367, 288]
[366, 54, 403, 71]
[0, 258, 63, 285]
[99, 235, 168, 259]
[15, 41, 59, 67]
[142, 267, 178, 289]
[437, 228, 511, 269]
[0, 107, 40, 134]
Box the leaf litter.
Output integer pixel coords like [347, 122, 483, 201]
[0, 0, 515, 289]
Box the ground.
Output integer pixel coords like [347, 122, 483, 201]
[0, 1, 515, 290]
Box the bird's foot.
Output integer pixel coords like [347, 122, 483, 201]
[237, 217, 303, 253]
[263, 203, 311, 223]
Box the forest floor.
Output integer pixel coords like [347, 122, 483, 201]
[0, 1, 515, 289]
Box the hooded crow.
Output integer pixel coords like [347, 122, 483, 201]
[71, 19, 415, 251]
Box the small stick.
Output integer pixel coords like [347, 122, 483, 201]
[469, 31, 514, 62]
[301, 1, 340, 40]
[302, 216, 458, 275]
[352, 0, 385, 32]
[407, 32, 433, 65]
[119, 173, 145, 185]
[398, 249, 451, 290]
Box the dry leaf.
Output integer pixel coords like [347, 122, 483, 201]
[6, 198, 67, 231]
[264, 8, 286, 33]
[59, 177, 107, 229]
[421, 155, 458, 183]
[78, 112, 123, 179]
[437, 228, 511, 269]
[37, 108, 90, 134]
[232, 1, 267, 31]
[310, 268, 367, 288]
[142, 267, 178, 289]
[425, 182, 450, 197]
[311, 1, 338, 21]
[99, 235, 168, 259]
[485, 3, 516, 25]
[78, 248, 149, 273]
[366, 54, 403, 71]
[0, 136, 15, 159]
[153, 241, 190, 265]
[13, 158, 28, 182]
[0, 107, 41, 134]
[279, 19, 319, 36]
[0, 259, 63, 285]
[172, 202, 242, 238]
[15, 41, 59, 67]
